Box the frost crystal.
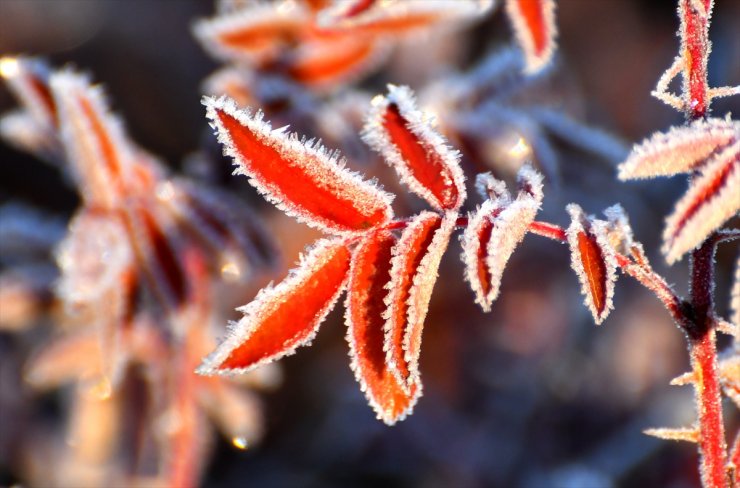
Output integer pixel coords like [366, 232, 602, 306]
[662, 140, 740, 263]
[618, 118, 739, 180]
[362, 84, 466, 211]
[204, 95, 395, 235]
[566, 204, 618, 325]
[462, 166, 543, 312]
[504, 0, 557, 74]
[197, 238, 351, 376]
[345, 230, 421, 425]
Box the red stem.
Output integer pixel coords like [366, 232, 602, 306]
[680, 0, 713, 119]
[687, 237, 728, 488]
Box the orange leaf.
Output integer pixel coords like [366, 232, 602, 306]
[363, 85, 465, 211]
[198, 238, 351, 375]
[205, 96, 395, 235]
[384, 211, 455, 390]
[566, 204, 617, 324]
[505, 0, 557, 73]
[346, 230, 420, 424]
[286, 37, 388, 90]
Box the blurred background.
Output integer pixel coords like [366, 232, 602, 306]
[1, 1, 738, 487]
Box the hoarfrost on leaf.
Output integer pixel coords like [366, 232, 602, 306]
[197, 238, 351, 376]
[662, 140, 739, 264]
[345, 230, 421, 425]
[204, 95, 395, 235]
[362, 84, 466, 211]
[566, 204, 618, 325]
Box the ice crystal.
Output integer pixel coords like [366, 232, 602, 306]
[382, 211, 443, 390]
[618, 117, 739, 180]
[345, 230, 421, 425]
[461, 165, 543, 312]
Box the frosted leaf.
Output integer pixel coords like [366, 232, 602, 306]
[0, 110, 57, 157]
[566, 204, 618, 325]
[383, 212, 442, 391]
[50, 71, 134, 209]
[462, 165, 543, 312]
[193, 1, 309, 64]
[644, 427, 699, 443]
[284, 37, 390, 91]
[662, 140, 740, 264]
[618, 118, 739, 180]
[504, 0, 557, 74]
[362, 84, 466, 211]
[316, 0, 494, 34]
[403, 211, 456, 390]
[205, 96, 395, 235]
[345, 230, 421, 425]
[197, 238, 351, 376]
[602, 204, 635, 256]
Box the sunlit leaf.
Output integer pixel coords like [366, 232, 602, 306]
[197, 238, 351, 375]
[205, 96, 395, 235]
[566, 204, 618, 324]
[345, 230, 421, 424]
[363, 84, 465, 211]
[662, 141, 739, 263]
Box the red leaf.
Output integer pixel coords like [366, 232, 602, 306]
[193, 2, 309, 64]
[566, 204, 617, 324]
[462, 166, 543, 312]
[205, 96, 395, 235]
[346, 230, 421, 424]
[198, 238, 351, 375]
[363, 85, 465, 211]
[50, 72, 133, 209]
[286, 37, 388, 90]
[505, 0, 556, 73]
[384, 211, 455, 390]
[662, 140, 740, 263]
